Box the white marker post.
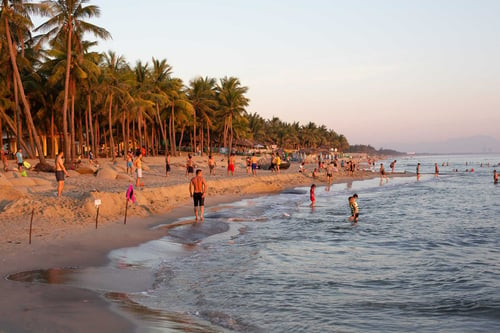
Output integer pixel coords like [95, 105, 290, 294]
[95, 199, 102, 229]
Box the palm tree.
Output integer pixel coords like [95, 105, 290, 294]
[35, 0, 110, 161]
[187, 76, 217, 155]
[100, 51, 132, 160]
[1, 0, 47, 164]
[149, 57, 172, 156]
[216, 76, 249, 155]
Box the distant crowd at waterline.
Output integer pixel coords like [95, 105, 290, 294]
[1, 148, 499, 223]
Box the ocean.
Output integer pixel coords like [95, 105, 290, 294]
[11, 154, 500, 332]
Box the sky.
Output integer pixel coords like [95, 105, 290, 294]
[83, 0, 500, 151]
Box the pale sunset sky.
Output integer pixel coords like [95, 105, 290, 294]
[86, 0, 500, 151]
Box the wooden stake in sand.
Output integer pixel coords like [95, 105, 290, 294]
[29, 208, 34, 244]
[124, 198, 129, 224]
[94, 199, 102, 229]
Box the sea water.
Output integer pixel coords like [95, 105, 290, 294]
[13, 155, 499, 332]
[102, 154, 500, 332]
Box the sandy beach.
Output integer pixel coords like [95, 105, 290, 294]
[0, 153, 390, 332]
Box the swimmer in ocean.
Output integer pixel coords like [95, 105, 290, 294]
[348, 193, 359, 222]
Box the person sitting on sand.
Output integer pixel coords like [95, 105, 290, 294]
[55, 150, 70, 197]
[189, 169, 207, 222]
[299, 162, 306, 174]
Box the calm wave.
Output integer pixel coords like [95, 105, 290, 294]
[34, 154, 500, 332]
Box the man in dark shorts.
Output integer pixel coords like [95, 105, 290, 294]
[55, 151, 70, 197]
[186, 154, 194, 177]
[189, 169, 207, 222]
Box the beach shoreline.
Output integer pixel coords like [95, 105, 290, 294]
[0, 154, 397, 332]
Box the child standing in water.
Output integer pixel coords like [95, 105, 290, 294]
[310, 184, 316, 207]
[349, 193, 359, 222]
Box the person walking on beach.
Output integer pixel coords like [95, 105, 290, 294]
[434, 163, 439, 177]
[55, 151, 70, 197]
[326, 163, 333, 189]
[276, 154, 281, 173]
[310, 184, 316, 207]
[126, 151, 133, 175]
[134, 153, 143, 188]
[88, 149, 94, 166]
[251, 153, 258, 176]
[189, 169, 207, 222]
[165, 152, 171, 178]
[246, 156, 251, 174]
[416, 162, 421, 180]
[186, 154, 194, 177]
[208, 155, 216, 175]
[228, 153, 235, 176]
[380, 163, 388, 182]
[16, 148, 23, 172]
[494, 169, 498, 184]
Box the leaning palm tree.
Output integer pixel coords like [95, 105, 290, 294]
[35, 0, 110, 160]
[1, 0, 48, 164]
[216, 76, 249, 156]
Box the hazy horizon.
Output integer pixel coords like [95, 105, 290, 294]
[70, 1, 500, 149]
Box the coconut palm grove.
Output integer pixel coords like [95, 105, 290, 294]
[1, 0, 349, 167]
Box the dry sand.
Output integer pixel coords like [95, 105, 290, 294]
[0, 153, 387, 332]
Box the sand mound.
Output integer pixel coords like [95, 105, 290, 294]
[96, 167, 118, 180]
[77, 166, 97, 175]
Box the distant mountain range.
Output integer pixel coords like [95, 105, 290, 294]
[384, 136, 500, 154]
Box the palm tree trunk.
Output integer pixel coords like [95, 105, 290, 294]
[71, 92, 76, 160]
[108, 93, 115, 160]
[171, 104, 177, 155]
[121, 113, 126, 158]
[178, 125, 185, 153]
[207, 120, 211, 154]
[0, 109, 30, 153]
[85, 105, 89, 153]
[193, 108, 197, 155]
[50, 109, 55, 157]
[87, 94, 95, 155]
[61, 18, 73, 161]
